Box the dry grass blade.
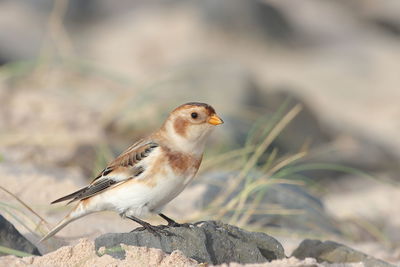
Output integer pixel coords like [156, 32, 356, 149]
[226, 177, 305, 224]
[266, 151, 307, 176]
[241, 104, 303, 177]
[260, 147, 278, 173]
[216, 178, 304, 223]
[236, 190, 265, 227]
[227, 179, 271, 224]
[0, 186, 48, 225]
[0, 202, 41, 230]
[0, 246, 34, 257]
[350, 218, 391, 248]
[210, 104, 303, 210]
[0, 207, 38, 236]
[201, 145, 255, 171]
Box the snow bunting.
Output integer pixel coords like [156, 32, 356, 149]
[40, 102, 223, 242]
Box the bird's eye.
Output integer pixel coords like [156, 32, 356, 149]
[191, 112, 198, 119]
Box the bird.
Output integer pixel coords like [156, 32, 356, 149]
[39, 102, 223, 242]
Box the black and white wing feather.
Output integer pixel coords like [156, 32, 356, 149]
[51, 141, 159, 204]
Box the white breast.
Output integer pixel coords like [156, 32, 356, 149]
[145, 164, 195, 213]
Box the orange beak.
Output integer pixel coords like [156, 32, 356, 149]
[208, 114, 224, 125]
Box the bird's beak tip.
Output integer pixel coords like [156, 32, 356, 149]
[208, 114, 224, 125]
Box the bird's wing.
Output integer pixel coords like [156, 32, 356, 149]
[51, 141, 159, 204]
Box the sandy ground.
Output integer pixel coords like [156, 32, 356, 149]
[0, 239, 197, 267]
[0, 238, 370, 267]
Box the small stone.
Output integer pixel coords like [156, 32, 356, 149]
[98, 247, 106, 255]
[292, 239, 395, 267]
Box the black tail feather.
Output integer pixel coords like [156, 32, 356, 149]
[50, 187, 86, 204]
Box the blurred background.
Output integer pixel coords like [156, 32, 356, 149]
[1, 0, 400, 263]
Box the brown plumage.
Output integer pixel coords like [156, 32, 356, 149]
[173, 117, 189, 137]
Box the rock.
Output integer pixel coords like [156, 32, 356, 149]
[0, 215, 40, 256]
[95, 220, 285, 264]
[292, 239, 395, 267]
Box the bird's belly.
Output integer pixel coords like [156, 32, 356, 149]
[97, 172, 192, 217]
[146, 174, 189, 212]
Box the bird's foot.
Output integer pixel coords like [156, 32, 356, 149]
[131, 223, 172, 237]
[166, 221, 192, 228]
[159, 213, 194, 228]
[166, 218, 206, 228]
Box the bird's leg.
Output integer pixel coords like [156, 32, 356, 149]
[127, 216, 171, 236]
[159, 213, 191, 227]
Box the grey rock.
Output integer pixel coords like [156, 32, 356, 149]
[292, 239, 395, 267]
[95, 220, 284, 264]
[0, 215, 41, 256]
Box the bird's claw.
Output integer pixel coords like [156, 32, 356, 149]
[131, 224, 173, 237]
[167, 221, 192, 228]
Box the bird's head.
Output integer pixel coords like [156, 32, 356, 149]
[161, 102, 223, 154]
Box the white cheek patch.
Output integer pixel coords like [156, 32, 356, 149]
[165, 120, 213, 155]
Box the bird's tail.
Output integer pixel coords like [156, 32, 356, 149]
[39, 203, 89, 243]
